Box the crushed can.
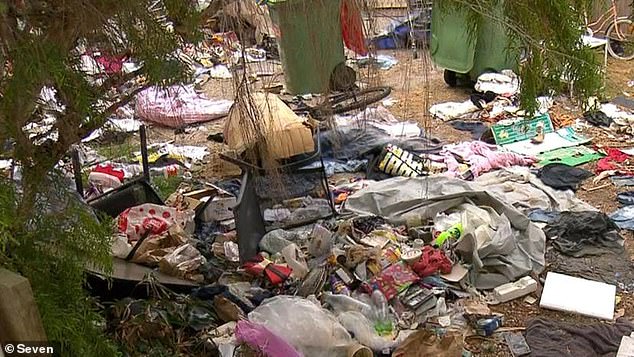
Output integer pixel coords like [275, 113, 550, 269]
[475, 315, 503, 336]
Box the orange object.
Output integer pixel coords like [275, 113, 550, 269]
[335, 192, 349, 204]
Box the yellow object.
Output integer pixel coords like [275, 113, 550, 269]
[224, 93, 315, 160]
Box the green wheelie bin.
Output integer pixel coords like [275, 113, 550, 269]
[430, 3, 519, 87]
[268, 0, 346, 95]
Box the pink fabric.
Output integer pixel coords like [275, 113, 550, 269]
[135, 85, 233, 128]
[235, 320, 302, 357]
[442, 141, 537, 178]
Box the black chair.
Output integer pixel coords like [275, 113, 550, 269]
[220, 127, 336, 262]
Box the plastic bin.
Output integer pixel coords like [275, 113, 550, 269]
[268, 0, 345, 95]
[430, 3, 518, 86]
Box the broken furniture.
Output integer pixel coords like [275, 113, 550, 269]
[220, 127, 336, 262]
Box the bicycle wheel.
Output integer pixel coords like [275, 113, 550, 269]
[329, 86, 392, 115]
[606, 18, 634, 61]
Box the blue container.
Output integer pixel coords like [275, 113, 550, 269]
[393, 24, 411, 39]
[372, 35, 402, 50]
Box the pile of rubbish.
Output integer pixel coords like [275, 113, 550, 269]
[39, 5, 634, 355]
[75, 68, 634, 355]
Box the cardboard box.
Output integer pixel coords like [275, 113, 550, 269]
[224, 92, 315, 160]
[201, 196, 237, 222]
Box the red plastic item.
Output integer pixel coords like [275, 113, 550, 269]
[93, 164, 125, 182]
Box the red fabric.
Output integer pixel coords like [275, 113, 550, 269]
[596, 148, 631, 173]
[411, 246, 453, 278]
[93, 164, 125, 182]
[341, 0, 368, 56]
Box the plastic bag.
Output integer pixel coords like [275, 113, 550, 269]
[117, 203, 195, 242]
[248, 295, 352, 357]
[235, 320, 302, 357]
[158, 243, 206, 278]
[337, 311, 397, 352]
[281, 244, 309, 279]
[111, 234, 132, 258]
[308, 224, 334, 257]
[131, 224, 189, 266]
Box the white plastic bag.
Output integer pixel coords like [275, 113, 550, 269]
[337, 311, 397, 352]
[280, 244, 309, 279]
[248, 296, 352, 357]
[111, 234, 132, 258]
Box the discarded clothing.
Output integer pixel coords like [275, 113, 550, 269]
[474, 70, 519, 96]
[345, 176, 546, 289]
[527, 209, 561, 224]
[618, 191, 634, 205]
[135, 85, 233, 128]
[411, 246, 453, 278]
[525, 318, 634, 357]
[441, 141, 537, 178]
[597, 148, 632, 173]
[611, 175, 634, 187]
[544, 211, 623, 257]
[470, 91, 498, 109]
[584, 110, 613, 127]
[340, 0, 367, 56]
[610, 205, 634, 230]
[537, 163, 593, 191]
[429, 100, 479, 121]
[449, 120, 488, 140]
[319, 125, 442, 161]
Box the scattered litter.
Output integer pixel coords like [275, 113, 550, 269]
[524, 296, 537, 305]
[492, 276, 538, 304]
[503, 332, 531, 357]
[354, 55, 398, 70]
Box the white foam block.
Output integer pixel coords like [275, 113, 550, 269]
[540, 272, 616, 320]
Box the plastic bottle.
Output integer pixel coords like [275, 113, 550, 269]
[433, 223, 463, 247]
[323, 292, 373, 318]
[371, 290, 393, 335]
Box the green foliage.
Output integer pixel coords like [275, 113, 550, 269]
[441, 0, 602, 114]
[152, 175, 184, 201]
[0, 3, 206, 354]
[0, 174, 117, 356]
